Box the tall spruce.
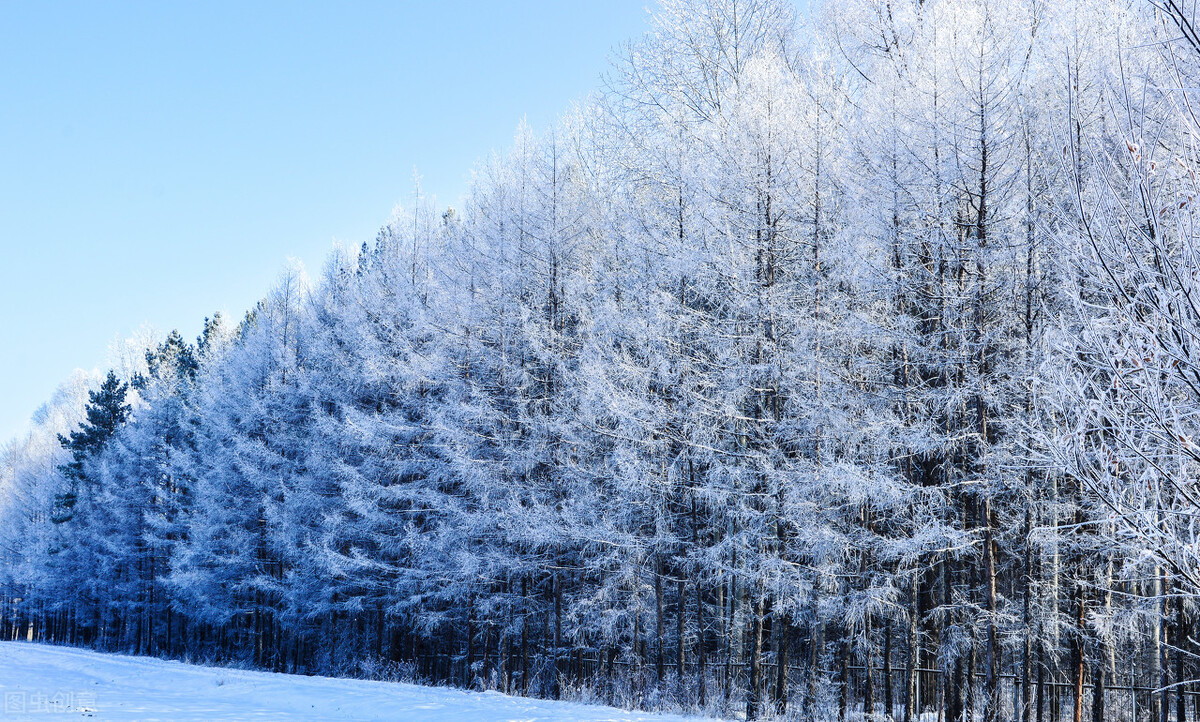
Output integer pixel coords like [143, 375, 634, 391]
[53, 370, 130, 523]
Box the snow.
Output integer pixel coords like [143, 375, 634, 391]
[0, 642, 720, 722]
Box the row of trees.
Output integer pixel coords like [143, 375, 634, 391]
[4, 0, 1200, 719]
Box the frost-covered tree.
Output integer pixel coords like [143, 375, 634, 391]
[4, 1, 1200, 721]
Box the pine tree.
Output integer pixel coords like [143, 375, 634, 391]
[53, 370, 130, 524]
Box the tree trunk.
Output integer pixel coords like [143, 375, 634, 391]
[884, 619, 894, 720]
[774, 613, 788, 715]
[553, 573, 562, 699]
[864, 612, 875, 721]
[677, 578, 685, 685]
[984, 498, 1000, 722]
[521, 577, 530, 695]
[906, 573, 920, 722]
[655, 561, 665, 685]
[746, 594, 764, 720]
[840, 636, 851, 722]
[809, 613, 823, 717]
[691, 490, 706, 707]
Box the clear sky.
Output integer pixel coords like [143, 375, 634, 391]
[0, 1, 653, 445]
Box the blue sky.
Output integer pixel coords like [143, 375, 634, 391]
[0, 1, 652, 444]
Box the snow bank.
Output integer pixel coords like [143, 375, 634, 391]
[0, 642, 719, 721]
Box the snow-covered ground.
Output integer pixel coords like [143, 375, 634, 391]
[0, 642, 718, 721]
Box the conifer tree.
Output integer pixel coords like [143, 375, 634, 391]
[53, 370, 130, 523]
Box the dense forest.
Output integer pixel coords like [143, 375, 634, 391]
[6, 0, 1200, 719]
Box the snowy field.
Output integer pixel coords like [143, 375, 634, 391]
[0, 642, 718, 721]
